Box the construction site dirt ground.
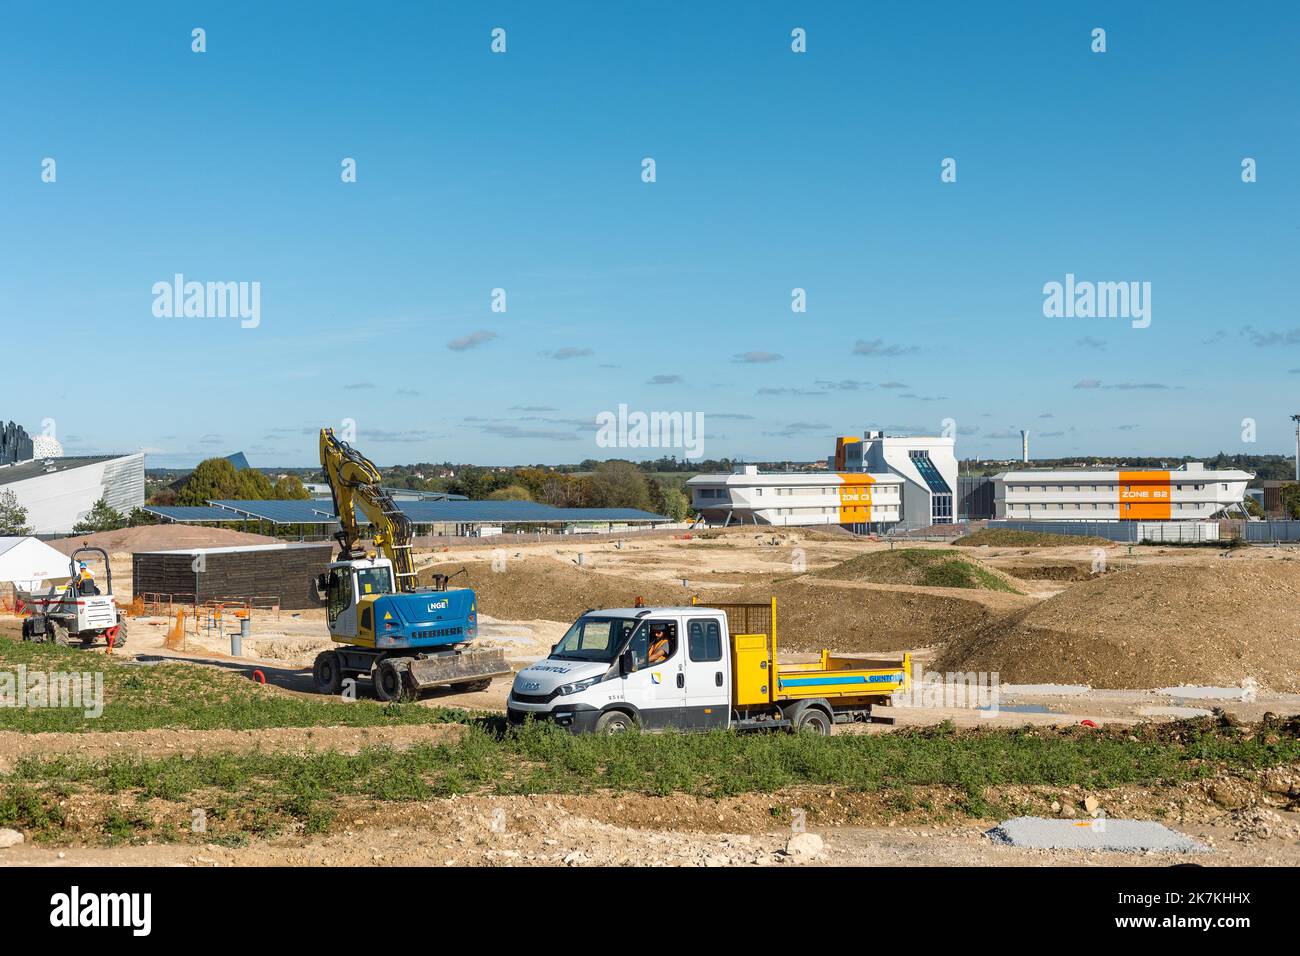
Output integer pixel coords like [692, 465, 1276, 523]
[3, 527, 1300, 866]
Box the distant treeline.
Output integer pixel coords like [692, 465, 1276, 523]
[147, 458, 693, 518]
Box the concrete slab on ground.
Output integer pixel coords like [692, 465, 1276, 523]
[987, 817, 1209, 854]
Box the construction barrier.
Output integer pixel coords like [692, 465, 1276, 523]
[136, 592, 197, 617]
[164, 608, 187, 651]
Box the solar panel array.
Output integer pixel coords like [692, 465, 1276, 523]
[144, 505, 258, 522]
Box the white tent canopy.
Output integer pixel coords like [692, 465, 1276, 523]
[0, 537, 74, 590]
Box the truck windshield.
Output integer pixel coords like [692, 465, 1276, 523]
[355, 567, 393, 597]
[551, 617, 639, 662]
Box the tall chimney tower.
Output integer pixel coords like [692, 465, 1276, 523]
[1020, 429, 1030, 463]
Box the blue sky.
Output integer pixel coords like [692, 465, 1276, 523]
[1, 1, 1296, 467]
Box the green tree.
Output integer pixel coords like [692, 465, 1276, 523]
[235, 468, 275, 499]
[487, 484, 533, 501]
[0, 489, 33, 535]
[127, 507, 159, 526]
[540, 474, 584, 507]
[447, 466, 496, 500]
[587, 460, 651, 510]
[146, 487, 178, 506]
[175, 458, 292, 504]
[659, 486, 689, 521]
[271, 475, 311, 500]
[72, 498, 128, 533]
[1281, 483, 1300, 519]
[176, 458, 246, 505]
[647, 477, 667, 515]
[1244, 496, 1265, 518]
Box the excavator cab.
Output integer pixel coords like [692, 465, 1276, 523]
[322, 558, 394, 639]
[321, 556, 478, 650]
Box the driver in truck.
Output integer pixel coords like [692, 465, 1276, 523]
[646, 623, 671, 665]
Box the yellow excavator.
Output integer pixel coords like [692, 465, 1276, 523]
[311, 427, 509, 700]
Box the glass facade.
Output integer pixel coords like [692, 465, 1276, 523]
[910, 450, 954, 524]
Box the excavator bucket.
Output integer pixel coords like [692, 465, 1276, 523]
[406, 647, 511, 690]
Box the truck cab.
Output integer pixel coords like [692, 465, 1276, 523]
[508, 600, 910, 735]
[508, 606, 732, 733]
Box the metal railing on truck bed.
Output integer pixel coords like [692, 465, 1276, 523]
[692, 598, 909, 709]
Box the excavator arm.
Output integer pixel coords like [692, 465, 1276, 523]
[319, 427, 419, 592]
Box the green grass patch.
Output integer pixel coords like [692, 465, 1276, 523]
[4, 714, 1296, 844]
[954, 529, 1113, 548]
[0, 638, 482, 734]
[816, 548, 1019, 593]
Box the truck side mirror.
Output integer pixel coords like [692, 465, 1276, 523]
[620, 649, 636, 675]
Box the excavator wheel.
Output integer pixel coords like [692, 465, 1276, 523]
[312, 650, 343, 695]
[373, 658, 409, 702]
[460, 678, 493, 693]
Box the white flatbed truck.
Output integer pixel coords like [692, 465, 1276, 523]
[507, 599, 910, 734]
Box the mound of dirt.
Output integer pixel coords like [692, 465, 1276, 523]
[747, 580, 995, 653]
[426, 559, 696, 620]
[815, 548, 1020, 593]
[936, 560, 1300, 692]
[49, 525, 282, 556]
[423, 556, 996, 654]
[954, 529, 1113, 548]
[991, 561, 1095, 582]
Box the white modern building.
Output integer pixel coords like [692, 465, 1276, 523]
[993, 462, 1252, 521]
[834, 432, 959, 527]
[688, 466, 903, 529]
[0, 453, 146, 534]
[686, 431, 958, 531]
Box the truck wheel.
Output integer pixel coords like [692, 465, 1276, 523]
[113, 620, 128, 648]
[595, 710, 638, 735]
[792, 705, 832, 736]
[312, 650, 343, 695]
[51, 623, 75, 647]
[373, 658, 408, 702]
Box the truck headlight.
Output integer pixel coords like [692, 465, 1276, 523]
[555, 676, 601, 697]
